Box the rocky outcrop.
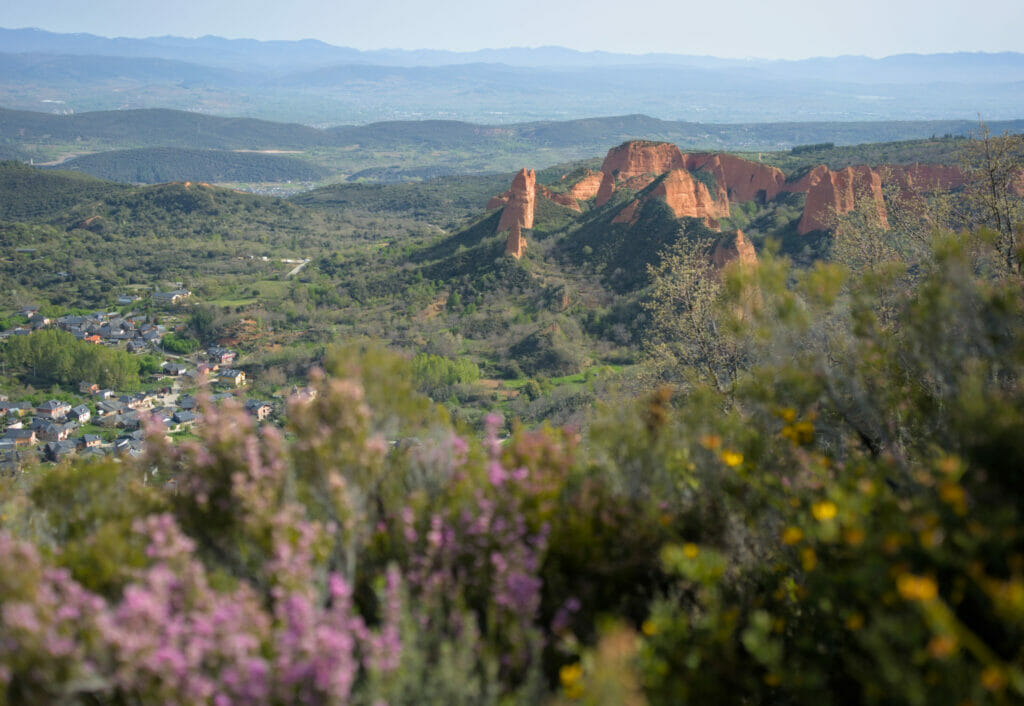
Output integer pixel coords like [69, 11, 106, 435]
[797, 165, 888, 235]
[600, 141, 687, 180]
[505, 224, 528, 259]
[496, 168, 536, 233]
[710, 229, 757, 270]
[496, 168, 536, 259]
[486, 193, 510, 210]
[683, 153, 787, 203]
[567, 171, 604, 201]
[595, 172, 617, 206]
[538, 185, 581, 211]
[611, 169, 729, 226]
[781, 164, 830, 194]
[651, 169, 729, 222]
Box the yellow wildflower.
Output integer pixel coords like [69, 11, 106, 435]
[782, 526, 804, 545]
[811, 500, 838, 521]
[897, 573, 938, 602]
[683, 542, 700, 559]
[560, 662, 585, 700]
[641, 619, 658, 637]
[720, 450, 743, 467]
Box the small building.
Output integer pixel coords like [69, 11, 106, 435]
[44, 440, 78, 462]
[79, 434, 103, 449]
[152, 289, 191, 306]
[69, 405, 91, 423]
[36, 421, 74, 442]
[36, 400, 71, 420]
[217, 369, 246, 387]
[245, 400, 273, 421]
[162, 362, 188, 376]
[3, 429, 37, 447]
[172, 410, 197, 427]
[207, 347, 237, 366]
[79, 381, 100, 395]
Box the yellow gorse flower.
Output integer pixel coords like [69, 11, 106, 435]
[781, 526, 804, 545]
[897, 573, 938, 602]
[811, 500, 838, 521]
[560, 662, 585, 699]
[720, 450, 743, 467]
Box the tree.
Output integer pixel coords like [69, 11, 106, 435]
[643, 235, 745, 392]
[961, 123, 1024, 273]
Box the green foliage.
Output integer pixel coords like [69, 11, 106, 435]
[30, 460, 166, 596]
[411, 353, 480, 396]
[0, 161, 125, 221]
[2, 328, 141, 390]
[160, 332, 200, 354]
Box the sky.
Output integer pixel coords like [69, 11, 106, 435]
[3, 0, 1023, 59]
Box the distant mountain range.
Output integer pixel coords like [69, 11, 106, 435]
[1, 28, 1022, 125]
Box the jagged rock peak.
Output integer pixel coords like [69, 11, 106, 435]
[797, 165, 888, 235]
[600, 140, 687, 181]
[497, 168, 536, 235]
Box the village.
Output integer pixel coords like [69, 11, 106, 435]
[0, 300, 279, 471]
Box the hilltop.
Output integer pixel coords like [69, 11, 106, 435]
[4, 106, 1020, 188]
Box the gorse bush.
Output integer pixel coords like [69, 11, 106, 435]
[2, 226, 1024, 704]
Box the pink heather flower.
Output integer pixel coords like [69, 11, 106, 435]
[488, 461, 508, 487]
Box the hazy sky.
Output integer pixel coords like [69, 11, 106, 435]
[4, 0, 1023, 59]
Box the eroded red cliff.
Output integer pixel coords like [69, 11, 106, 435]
[797, 165, 888, 235]
[568, 171, 604, 201]
[683, 154, 786, 203]
[651, 169, 730, 222]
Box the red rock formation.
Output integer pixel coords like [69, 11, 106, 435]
[611, 169, 729, 227]
[595, 171, 617, 206]
[710, 229, 758, 270]
[883, 163, 966, 196]
[797, 165, 888, 235]
[486, 194, 510, 210]
[537, 185, 581, 212]
[568, 171, 604, 201]
[651, 169, 730, 222]
[683, 153, 787, 203]
[494, 168, 537, 259]
[782, 164, 830, 194]
[505, 224, 527, 259]
[600, 140, 687, 180]
[497, 168, 536, 234]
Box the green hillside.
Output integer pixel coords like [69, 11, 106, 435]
[0, 161, 126, 221]
[54, 147, 332, 184]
